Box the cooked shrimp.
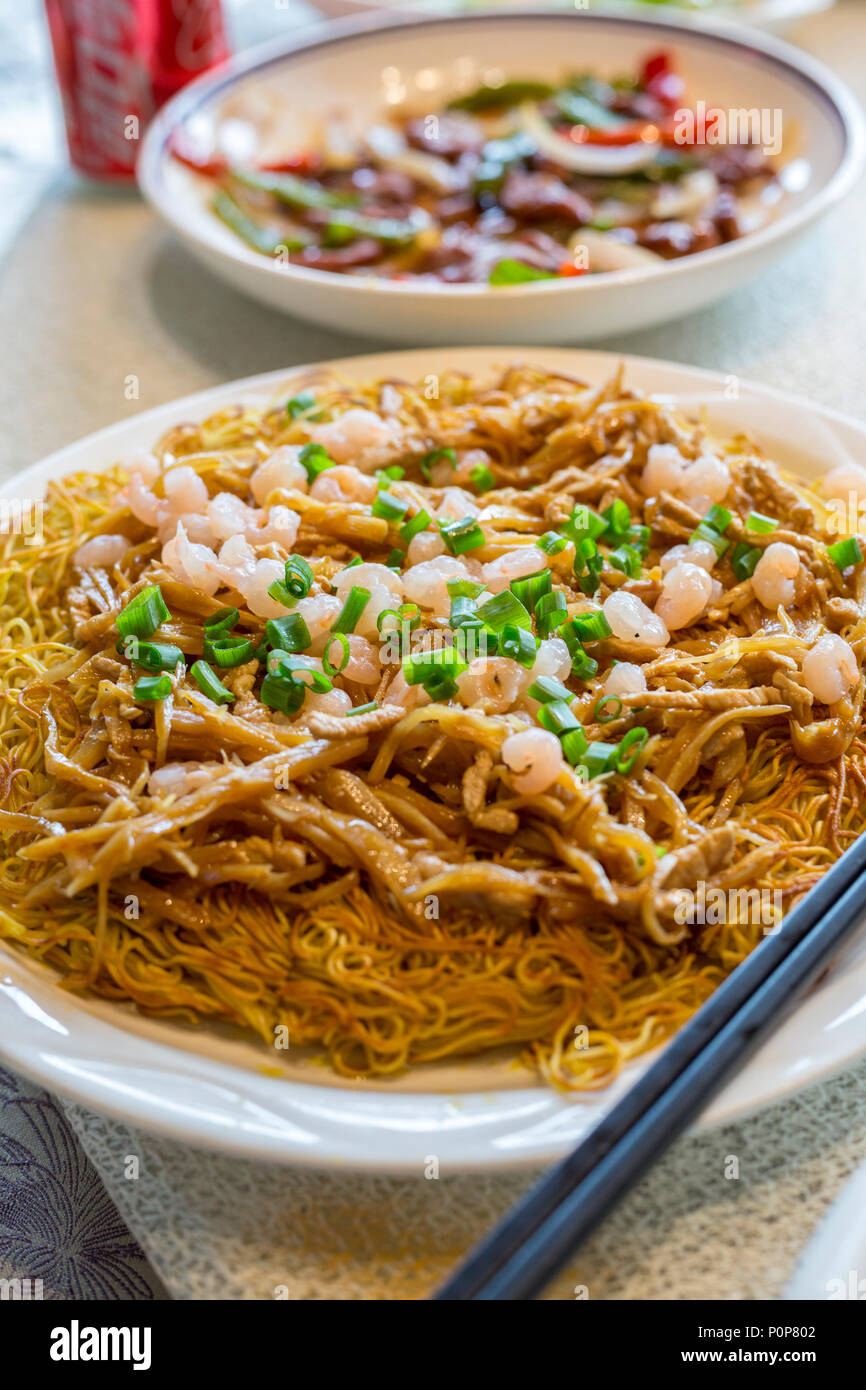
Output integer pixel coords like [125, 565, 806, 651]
[73, 534, 128, 569]
[383, 667, 430, 712]
[163, 466, 209, 517]
[481, 547, 548, 594]
[604, 662, 647, 696]
[309, 407, 401, 467]
[302, 687, 353, 719]
[217, 534, 257, 589]
[403, 555, 472, 615]
[334, 562, 403, 601]
[356, 584, 399, 641]
[456, 657, 525, 713]
[207, 491, 261, 542]
[752, 541, 800, 610]
[342, 635, 381, 686]
[501, 728, 563, 795]
[529, 637, 572, 684]
[660, 539, 717, 574]
[250, 446, 308, 504]
[801, 634, 859, 704]
[147, 762, 222, 798]
[821, 463, 866, 504]
[641, 443, 729, 505]
[641, 443, 686, 498]
[310, 465, 378, 505]
[435, 487, 480, 522]
[603, 591, 669, 648]
[655, 561, 713, 630]
[256, 504, 300, 550]
[161, 522, 221, 596]
[237, 558, 290, 618]
[407, 530, 446, 564]
[298, 593, 342, 654]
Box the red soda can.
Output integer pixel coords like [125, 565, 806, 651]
[44, 0, 230, 181]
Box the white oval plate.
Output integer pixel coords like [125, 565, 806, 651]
[313, 0, 836, 37]
[3, 346, 866, 1172]
[137, 10, 864, 346]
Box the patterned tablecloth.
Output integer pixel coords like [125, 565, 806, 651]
[2, 0, 866, 1302]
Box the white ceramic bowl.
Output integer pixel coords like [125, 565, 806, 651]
[5, 345, 866, 1171]
[137, 9, 864, 346]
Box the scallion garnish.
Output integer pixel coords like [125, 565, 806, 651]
[500, 624, 538, 667]
[613, 726, 649, 774]
[270, 654, 333, 693]
[322, 632, 350, 676]
[133, 673, 172, 701]
[746, 511, 778, 534]
[299, 441, 336, 482]
[439, 516, 485, 556]
[347, 701, 379, 717]
[570, 610, 613, 643]
[376, 465, 405, 486]
[265, 613, 312, 652]
[510, 567, 552, 612]
[537, 531, 569, 556]
[608, 544, 642, 579]
[469, 462, 496, 493]
[690, 521, 730, 559]
[260, 672, 306, 715]
[286, 390, 317, 420]
[731, 542, 762, 582]
[450, 595, 479, 629]
[561, 727, 590, 766]
[203, 606, 239, 637]
[190, 660, 234, 705]
[580, 741, 618, 778]
[204, 635, 252, 668]
[527, 675, 573, 704]
[333, 586, 371, 634]
[117, 584, 169, 640]
[574, 537, 603, 595]
[534, 590, 568, 638]
[702, 504, 733, 534]
[561, 506, 607, 547]
[119, 637, 184, 672]
[828, 537, 863, 571]
[371, 491, 409, 523]
[601, 499, 632, 541]
[537, 699, 580, 736]
[284, 556, 314, 598]
[594, 695, 623, 723]
[399, 509, 432, 545]
[475, 589, 532, 632]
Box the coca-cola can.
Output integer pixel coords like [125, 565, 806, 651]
[44, 0, 230, 181]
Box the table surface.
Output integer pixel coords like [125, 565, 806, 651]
[2, 0, 866, 1301]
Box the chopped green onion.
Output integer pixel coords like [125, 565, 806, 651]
[628, 524, 651, 557]
[561, 506, 607, 546]
[828, 537, 863, 570]
[333, 586, 370, 634]
[260, 672, 305, 715]
[372, 491, 409, 523]
[574, 538, 603, 596]
[469, 462, 496, 493]
[117, 584, 170, 640]
[422, 671, 460, 701]
[613, 726, 649, 774]
[439, 516, 485, 556]
[265, 613, 312, 652]
[535, 590, 568, 638]
[608, 544, 642, 579]
[386, 549, 405, 569]
[118, 637, 184, 672]
[450, 595, 479, 629]
[399, 509, 432, 545]
[537, 699, 580, 736]
[270, 654, 332, 694]
[403, 646, 467, 686]
[475, 589, 532, 633]
[377, 608, 401, 635]
[499, 624, 538, 667]
[746, 511, 778, 534]
[528, 675, 573, 704]
[561, 727, 590, 766]
[298, 441, 336, 482]
[284, 556, 314, 599]
[580, 741, 617, 778]
[133, 673, 172, 701]
[203, 606, 239, 637]
[690, 522, 730, 559]
[594, 695, 623, 723]
[323, 633, 350, 676]
[510, 567, 552, 612]
[731, 542, 762, 582]
[399, 602, 421, 630]
[267, 580, 298, 609]
[347, 701, 379, 717]
[344, 556, 363, 569]
[537, 531, 569, 556]
[447, 578, 487, 599]
[286, 390, 317, 420]
[570, 610, 612, 643]
[190, 660, 234, 705]
[702, 504, 732, 534]
[419, 447, 455, 481]
[602, 499, 632, 541]
[205, 635, 253, 668]
[561, 624, 599, 681]
[376, 465, 405, 486]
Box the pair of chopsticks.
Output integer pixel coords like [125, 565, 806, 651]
[434, 829, 866, 1300]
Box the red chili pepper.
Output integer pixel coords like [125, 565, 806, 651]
[557, 121, 660, 147]
[168, 132, 228, 178]
[640, 50, 685, 113]
[257, 152, 322, 175]
[558, 262, 587, 278]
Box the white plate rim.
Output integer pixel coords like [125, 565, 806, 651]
[4, 343, 866, 1172]
[136, 7, 866, 305]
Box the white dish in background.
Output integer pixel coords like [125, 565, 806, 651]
[3, 346, 866, 1171]
[313, 0, 835, 37]
[137, 10, 864, 346]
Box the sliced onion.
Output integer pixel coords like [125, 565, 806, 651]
[567, 228, 664, 273]
[519, 101, 661, 176]
[363, 125, 462, 194]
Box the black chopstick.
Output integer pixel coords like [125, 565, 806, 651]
[434, 827, 866, 1300]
